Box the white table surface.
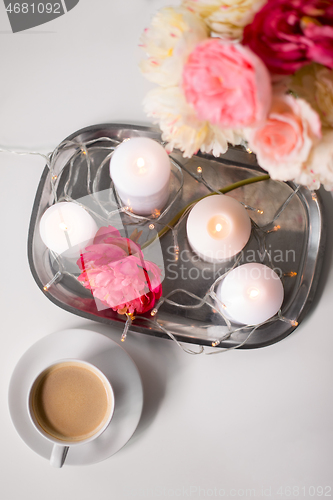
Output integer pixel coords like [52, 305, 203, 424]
[1, 1, 333, 499]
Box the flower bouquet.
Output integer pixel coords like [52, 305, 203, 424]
[139, 0, 333, 190]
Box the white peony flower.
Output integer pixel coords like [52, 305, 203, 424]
[139, 7, 208, 87]
[303, 129, 333, 190]
[182, 0, 267, 40]
[143, 86, 242, 157]
[201, 125, 243, 157]
[182, 0, 224, 18]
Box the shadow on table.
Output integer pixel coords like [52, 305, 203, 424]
[77, 322, 183, 445]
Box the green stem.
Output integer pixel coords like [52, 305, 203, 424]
[142, 174, 270, 249]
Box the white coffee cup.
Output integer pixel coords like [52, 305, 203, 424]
[27, 359, 115, 468]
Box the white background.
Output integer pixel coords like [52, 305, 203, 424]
[0, 1, 333, 499]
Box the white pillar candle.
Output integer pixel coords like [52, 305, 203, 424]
[216, 263, 284, 325]
[39, 202, 98, 258]
[109, 137, 171, 216]
[186, 195, 251, 263]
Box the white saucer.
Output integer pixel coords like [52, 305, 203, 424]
[8, 329, 143, 466]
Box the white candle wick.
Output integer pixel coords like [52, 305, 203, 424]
[136, 157, 148, 175]
[59, 222, 69, 232]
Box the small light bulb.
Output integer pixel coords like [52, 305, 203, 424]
[152, 209, 161, 218]
[284, 271, 297, 278]
[215, 223, 222, 232]
[149, 223, 155, 230]
[137, 157, 145, 168]
[267, 225, 281, 234]
[197, 166, 202, 174]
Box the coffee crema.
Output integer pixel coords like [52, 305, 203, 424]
[31, 361, 112, 442]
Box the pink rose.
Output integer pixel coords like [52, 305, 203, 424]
[182, 39, 272, 128]
[77, 226, 162, 315]
[243, 0, 333, 75]
[245, 94, 322, 181]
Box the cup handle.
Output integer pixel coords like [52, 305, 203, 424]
[50, 444, 69, 468]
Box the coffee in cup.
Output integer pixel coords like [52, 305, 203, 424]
[28, 360, 114, 467]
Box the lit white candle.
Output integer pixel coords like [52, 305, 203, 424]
[109, 137, 171, 216]
[216, 263, 284, 325]
[186, 195, 251, 263]
[39, 202, 98, 257]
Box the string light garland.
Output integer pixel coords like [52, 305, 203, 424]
[2, 137, 301, 355]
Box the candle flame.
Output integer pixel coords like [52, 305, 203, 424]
[248, 288, 260, 299]
[137, 157, 145, 168]
[136, 157, 148, 175]
[207, 215, 230, 240]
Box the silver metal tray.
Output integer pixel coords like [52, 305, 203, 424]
[28, 123, 328, 349]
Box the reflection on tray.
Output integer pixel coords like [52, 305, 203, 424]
[28, 124, 326, 350]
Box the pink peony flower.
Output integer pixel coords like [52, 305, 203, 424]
[182, 39, 272, 128]
[243, 0, 333, 75]
[77, 226, 162, 315]
[245, 94, 322, 181]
